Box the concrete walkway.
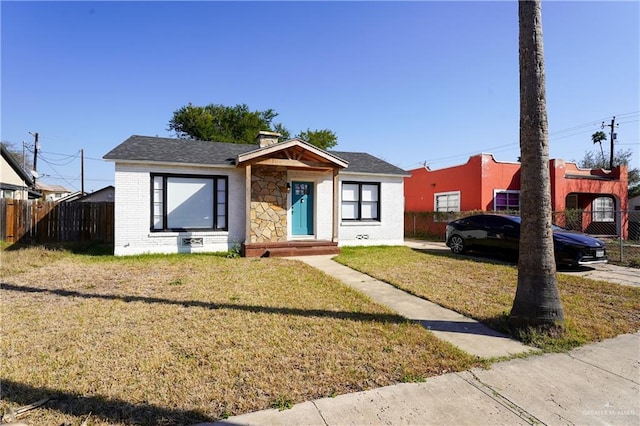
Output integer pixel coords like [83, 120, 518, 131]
[291, 255, 534, 359]
[561, 262, 640, 287]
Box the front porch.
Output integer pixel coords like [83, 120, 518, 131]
[237, 133, 348, 257]
[242, 240, 340, 257]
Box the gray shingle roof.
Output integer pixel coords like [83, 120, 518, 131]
[103, 135, 255, 166]
[330, 151, 408, 176]
[104, 135, 407, 176]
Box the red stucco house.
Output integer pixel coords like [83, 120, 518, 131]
[405, 153, 629, 238]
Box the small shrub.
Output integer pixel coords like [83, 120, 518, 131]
[400, 367, 426, 383]
[271, 395, 294, 411]
[226, 242, 242, 258]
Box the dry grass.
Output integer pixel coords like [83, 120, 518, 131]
[0, 247, 482, 425]
[335, 246, 640, 351]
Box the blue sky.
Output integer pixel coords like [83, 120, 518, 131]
[2, 0, 638, 193]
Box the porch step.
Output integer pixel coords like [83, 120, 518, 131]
[242, 240, 341, 258]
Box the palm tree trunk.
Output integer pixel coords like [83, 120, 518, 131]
[510, 0, 565, 326]
[599, 143, 605, 167]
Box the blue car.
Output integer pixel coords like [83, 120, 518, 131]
[445, 214, 608, 267]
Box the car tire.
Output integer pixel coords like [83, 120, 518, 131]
[448, 235, 466, 254]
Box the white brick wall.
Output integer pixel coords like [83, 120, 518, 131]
[114, 163, 245, 256]
[113, 163, 405, 255]
[337, 174, 405, 246]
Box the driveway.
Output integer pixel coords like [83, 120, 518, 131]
[404, 239, 639, 287]
[559, 263, 639, 287]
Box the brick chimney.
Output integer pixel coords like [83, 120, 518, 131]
[256, 131, 281, 148]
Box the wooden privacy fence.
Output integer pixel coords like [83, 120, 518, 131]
[1, 199, 114, 244]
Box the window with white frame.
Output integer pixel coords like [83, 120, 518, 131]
[341, 182, 380, 221]
[0, 189, 15, 199]
[592, 196, 614, 222]
[493, 190, 520, 211]
[151, 174, 228, 231]
[434, 191, 460, 212]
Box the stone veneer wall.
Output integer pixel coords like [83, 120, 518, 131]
[250, 165, 288, 243]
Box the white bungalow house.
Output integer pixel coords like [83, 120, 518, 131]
[103, 133, 408, 256]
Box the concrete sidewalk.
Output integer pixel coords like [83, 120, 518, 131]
[209, 333, 639, 426]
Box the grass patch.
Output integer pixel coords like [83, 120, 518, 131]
[335, 246, 640, 352]
[0, 246, 482, 425]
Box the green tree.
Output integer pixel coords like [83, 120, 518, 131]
[273, 122, 291, 141]
[296, 129, 338, 150]
[168, 103, 337, 149]
[591, 130, 607, 166]
[578, 148, 640, 197]
[167, 103, 277, 144]
[510, 0, 565, 328]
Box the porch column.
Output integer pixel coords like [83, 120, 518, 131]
[245, 163, 252, 243]
[333, 168, 339, 242]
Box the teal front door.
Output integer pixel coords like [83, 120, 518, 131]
[292, 181, 314, 236]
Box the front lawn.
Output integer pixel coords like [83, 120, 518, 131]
[335, 246, 640, 351]
[0, 247, 481, 425]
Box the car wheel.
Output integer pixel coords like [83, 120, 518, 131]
[448, 235, 466, 254]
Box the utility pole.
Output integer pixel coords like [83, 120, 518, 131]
[29, 132, 39, 187]
[22, 141, 27, 195]
[601, 117, 618, 170]
[22, 141, 26, 171]
[81, 148, 85, 196]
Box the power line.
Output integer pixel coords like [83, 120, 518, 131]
[42, 176, 112, 183]
[404, 112, 638, 170]
[83, 155, 107, 161]
[39, 151, 80, 166]
[38, 150, 80, 159]
[39, 149, 104, 162]
[547, 111, 638, 136]
[38, 155, 80, 190]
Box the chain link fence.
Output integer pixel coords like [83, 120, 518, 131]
[405, 209, 640, 266]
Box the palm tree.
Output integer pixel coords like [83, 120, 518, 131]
[510, 0, 564, 327]
[591, 131, 607, 167]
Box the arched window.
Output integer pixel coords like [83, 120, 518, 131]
[592, 197, 614, 222]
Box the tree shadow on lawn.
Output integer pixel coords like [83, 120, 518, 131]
[0, 282, 408, 325]
[0, 283, 419, 425]
[0, 379, 211, 425]
[418, 318, 511, 338]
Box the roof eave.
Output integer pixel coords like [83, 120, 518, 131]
[236, 139, 348, 168]
[339, 170, 411, 178]
[107, 158, 238, 169]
